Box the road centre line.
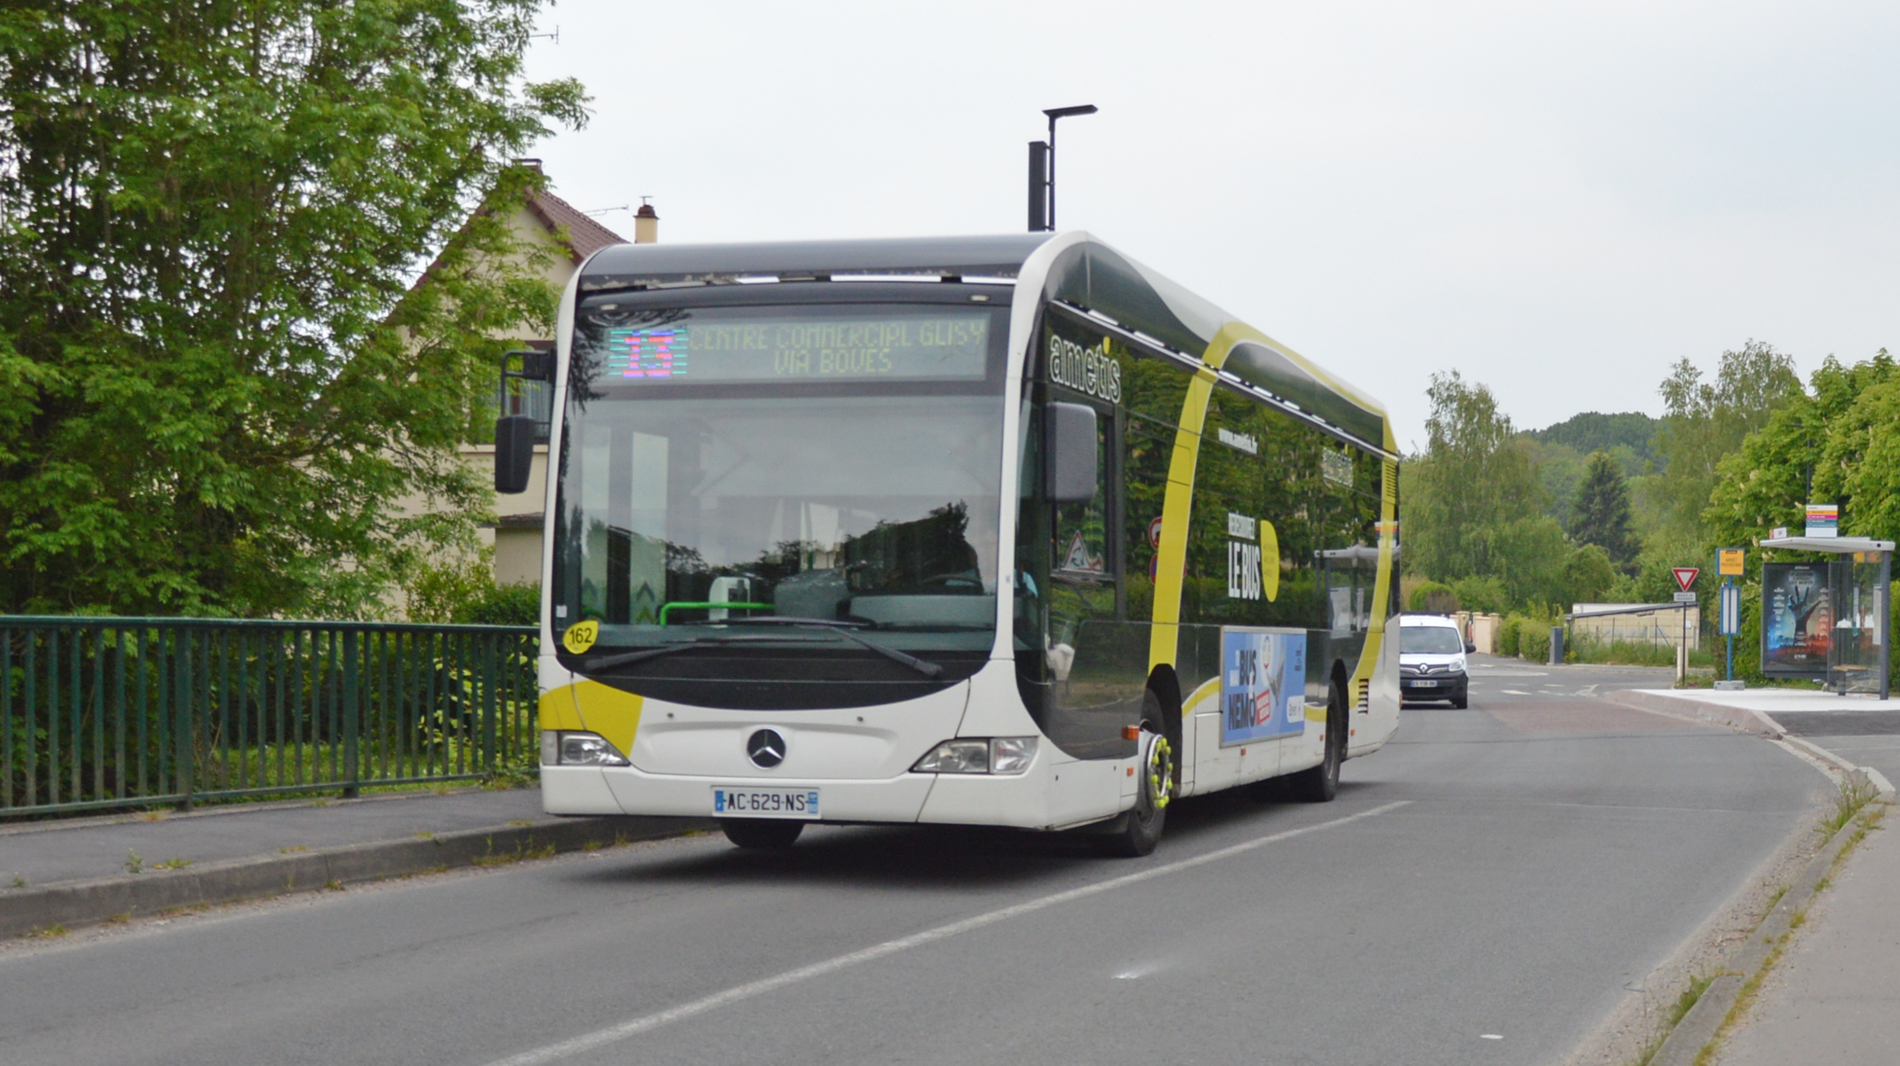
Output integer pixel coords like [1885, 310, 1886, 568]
[478, 801, 1412, 1066]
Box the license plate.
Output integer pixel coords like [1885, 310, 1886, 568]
[1410, 679, 1439, 688]
[712, 786, 821, 819]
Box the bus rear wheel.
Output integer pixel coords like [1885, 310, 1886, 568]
[721, 819, 804, 849]
[1287, 679, 1344, 803]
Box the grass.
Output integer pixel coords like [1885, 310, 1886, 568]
[29, 924, 69, 939]
[1818, 775, 1879, 839]
[153, 858, 192, 870]
[124, 852, 143, 874]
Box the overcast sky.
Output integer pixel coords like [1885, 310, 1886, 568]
[521, 1, 1899, 451]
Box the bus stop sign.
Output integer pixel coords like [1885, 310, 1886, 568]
[1672, 567, 1700, 593]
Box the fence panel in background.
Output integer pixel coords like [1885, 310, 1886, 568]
[0, 618, 538, 818]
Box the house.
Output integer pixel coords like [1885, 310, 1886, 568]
[464, 166, 654, 587]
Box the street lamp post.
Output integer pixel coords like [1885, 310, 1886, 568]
[1028, 104, 1096, 232]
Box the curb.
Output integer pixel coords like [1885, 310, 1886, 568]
[1, 815, 711, 940]
[1646, 787, 1878, 1066]
[1607, 689, 1784, 737]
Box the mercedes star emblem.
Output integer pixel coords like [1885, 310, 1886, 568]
[746, 728, 786, 769]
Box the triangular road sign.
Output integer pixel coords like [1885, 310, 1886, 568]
[1672, 567, 1700, 592]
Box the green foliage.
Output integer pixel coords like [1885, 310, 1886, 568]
[1403, 371, 1548, 584]
[1655, 341, 1801, 539]
[0, 0, 589, 617]
[1524, 411, 1659, 467]
[1486, 514, 1571, 608]
[404, 553, 538, 625]
[1449, 575, 1507, 616]
[1570, 452, 1640, 566]
[1518, 621, 1551, 663]
[1496, 614, 1526, 659]
[1408, 581, 1458, 613]
[1560, 543, 1619, 604]
[461, 583, 539, 627]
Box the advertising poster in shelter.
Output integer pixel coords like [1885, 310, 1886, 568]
[1761, 562, 1831, 677]
[1221, 627, 1307, 745]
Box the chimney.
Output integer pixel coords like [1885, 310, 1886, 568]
[634, 197, 659, 244]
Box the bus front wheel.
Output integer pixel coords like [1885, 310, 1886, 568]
[721, 819, 805, 849]
[1096, 726, 1170, 858]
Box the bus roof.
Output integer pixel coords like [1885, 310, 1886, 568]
[576, 232, 1391, 454]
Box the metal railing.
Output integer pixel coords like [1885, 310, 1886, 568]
[1, 617, 538, 818]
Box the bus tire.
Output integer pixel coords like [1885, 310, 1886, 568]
[1096, 722, 1170, 858]
[1288, 679, 1344, 803]
[721, 819, 805, 849]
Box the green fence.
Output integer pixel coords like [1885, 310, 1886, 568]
[0, 617, 539, 818]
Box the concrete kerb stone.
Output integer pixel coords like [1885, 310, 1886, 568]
[1646, 794, 1877, 1066]
[1, 815, 711, 940]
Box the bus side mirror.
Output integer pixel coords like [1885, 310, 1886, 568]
[495, 416, 535, 494]
[1047, 402, 1097, 504]
[495, 349, 554, 495]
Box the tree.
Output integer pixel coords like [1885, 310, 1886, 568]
[1559, 543, 1618, 605]
[0, 0, 588, 616]
[1403, 371, 1547, 583]
[1704, 351, 1899, 549]
[1570, 451, 1639, 567]
[1654, 341, 1801, 538]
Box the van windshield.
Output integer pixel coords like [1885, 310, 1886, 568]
[1401, 626, 1465, 655]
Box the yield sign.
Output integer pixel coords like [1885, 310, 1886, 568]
[1672, 567, 1700, 592]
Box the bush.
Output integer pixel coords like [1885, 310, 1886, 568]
[1408, 581, 1459, 613]
[405, 553, 539, 626]
[457, 582, 539, 626]
[1519, 622, 1552, 663]
[1497, 614, 1526, 658]
[1450, 575, 1507, 616]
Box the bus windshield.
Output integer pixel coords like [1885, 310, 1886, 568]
[551, 300, 1007, 657]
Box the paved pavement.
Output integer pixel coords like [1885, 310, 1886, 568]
[0, 657, 1831, 1066]
[0, 788, 550, 890]
[1608, 683, 1900, 1066]
[1709, 798, 1898, 1066]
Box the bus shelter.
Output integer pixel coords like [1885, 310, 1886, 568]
[1759, 535, 1893, 699]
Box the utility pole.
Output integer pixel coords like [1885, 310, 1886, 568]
[1028, 105, 1097, 232]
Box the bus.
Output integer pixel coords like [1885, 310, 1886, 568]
[498, 232, 1401, 857]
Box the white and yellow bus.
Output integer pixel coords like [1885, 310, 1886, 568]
[498, 233, 1401, 856]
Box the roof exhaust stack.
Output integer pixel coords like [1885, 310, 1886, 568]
[634, 197, 659, 244]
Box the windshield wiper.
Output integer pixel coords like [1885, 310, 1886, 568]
[582, 634, 828, 672]
[720, 618, 946, 679]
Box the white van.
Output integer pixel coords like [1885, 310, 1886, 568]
[1399, 615, 1470, 708]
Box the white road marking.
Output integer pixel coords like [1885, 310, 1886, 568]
[1481, 1033, 1503, 1040]
[1502, 689, 1531, 695]
[479, 801, 1412, 1066]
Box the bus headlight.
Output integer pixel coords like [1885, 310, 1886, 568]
[911, 737, 1038, 775]
[543, 730, 630, 767]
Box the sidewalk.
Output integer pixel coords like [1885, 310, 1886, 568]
[0, 788, 705, 938]
[1710, 798, 1898, 1066]
[1611, 686, 1899, 1065]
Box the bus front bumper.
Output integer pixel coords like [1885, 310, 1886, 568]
[542, 754, 1095, 830]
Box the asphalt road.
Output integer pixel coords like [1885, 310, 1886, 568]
[0, 658, 1828, 1066]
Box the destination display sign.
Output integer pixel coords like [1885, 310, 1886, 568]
[597, 313, 989, 385]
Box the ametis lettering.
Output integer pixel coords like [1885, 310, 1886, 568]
[1047, 334, 1122, 403]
